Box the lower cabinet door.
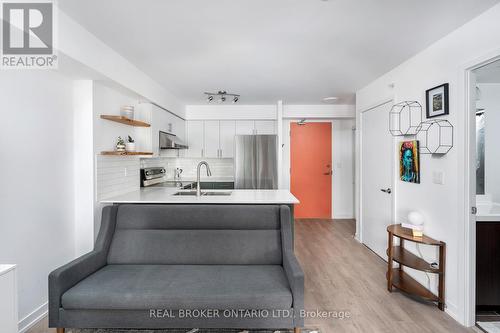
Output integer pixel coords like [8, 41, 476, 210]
[476, 222, 500, 307]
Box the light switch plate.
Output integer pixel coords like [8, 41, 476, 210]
[433, 171, 444, 185]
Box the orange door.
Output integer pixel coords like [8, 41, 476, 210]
[291, 122, 332, 219]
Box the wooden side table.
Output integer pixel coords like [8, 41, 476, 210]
[386, 224, 446, 310]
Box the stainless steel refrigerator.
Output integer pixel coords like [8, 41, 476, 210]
[234, 135, 278, 189]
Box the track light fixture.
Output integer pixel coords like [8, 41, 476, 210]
[204, 90, 240, 104]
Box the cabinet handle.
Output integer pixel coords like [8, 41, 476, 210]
[201, 149, 204, 157]
[219, 149, 222, 158]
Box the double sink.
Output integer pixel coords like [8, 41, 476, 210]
[174, 191, 232, 196]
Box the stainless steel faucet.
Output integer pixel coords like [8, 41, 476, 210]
[196, 161, 212, 197]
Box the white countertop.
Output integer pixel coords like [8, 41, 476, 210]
[100, 188, 299, 204]
[476, 202, 500, 222]
[0, 264, 16, 276]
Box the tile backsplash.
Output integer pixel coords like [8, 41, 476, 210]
[141, 157, 234, 181]
[95, 157, 234, 201]
[96, 156, 140, 200]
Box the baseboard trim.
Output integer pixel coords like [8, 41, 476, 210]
[18, 302, 47, 333]
[444, 301, 462, 326]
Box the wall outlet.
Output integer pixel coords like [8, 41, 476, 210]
[433, 171, 445, 185]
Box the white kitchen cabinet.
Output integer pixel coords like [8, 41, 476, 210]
[235, 120, 256, 135]
[219, 120, 236, 158]
[203, 120, 220, 158]
[254, 120, 276, 134]
[0, 265, 17, 333]
[134, 103, 186, 157]
[186, 120, 204, 157]
[185, 119, 275, 159]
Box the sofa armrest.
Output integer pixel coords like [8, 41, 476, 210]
[48, 205, 118, 327]
[48, 250, 107, 321]
[280, 205, 304, 326]
[283, 250, 305, 309]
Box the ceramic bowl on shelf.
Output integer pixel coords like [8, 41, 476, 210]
[120, 105, 134, 119]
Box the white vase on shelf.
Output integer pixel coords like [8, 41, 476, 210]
[125, 142, 136, 152]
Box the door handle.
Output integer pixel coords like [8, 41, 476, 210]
[380, 188, 392, 194]
[323, 171, 333, 175]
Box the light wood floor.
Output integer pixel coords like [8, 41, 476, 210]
[295, 219, 474, 333]
[27, 219, 474, 333]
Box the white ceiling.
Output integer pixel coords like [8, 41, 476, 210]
[58, 0, 499, 105]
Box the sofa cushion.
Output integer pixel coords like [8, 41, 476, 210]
[61, 265, 293, 310]
[107, 205, 283, 265]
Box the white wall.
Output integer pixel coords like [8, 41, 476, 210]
[185, 103, 356, 120]
[282, 118, 356, 219]
[0, 71, 76, 331]
[73, 80, 95, 256]
[185, 105, 277, 120]
[356, 3, 500, 325]
[92, 82, 142, 238]
[477, 83, 500, 203]
[93, 81, 140, 154]
[332, 120, 356, 218]
[283, 104, 355, 119]
[57, 8, 184, 118]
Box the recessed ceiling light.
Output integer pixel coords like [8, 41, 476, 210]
[322, 97, 338, 103]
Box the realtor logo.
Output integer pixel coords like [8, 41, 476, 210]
[1, 0, 57, 68]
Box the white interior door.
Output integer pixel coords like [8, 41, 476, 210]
[361, 101, 394, 259]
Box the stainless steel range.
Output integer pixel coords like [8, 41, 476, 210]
[140, 167, 166, 187]
[140, 167, 195, 189]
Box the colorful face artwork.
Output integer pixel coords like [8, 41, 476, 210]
[400, 140, 420, 184]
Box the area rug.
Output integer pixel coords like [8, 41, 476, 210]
[68, 329, 320, 333]
[477, 322, 500, 333]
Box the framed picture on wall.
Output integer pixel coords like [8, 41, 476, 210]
[426, 83, 449, 118]
[399, 140, 420, 184]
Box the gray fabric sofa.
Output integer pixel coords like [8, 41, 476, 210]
[49, 204, 304, 332]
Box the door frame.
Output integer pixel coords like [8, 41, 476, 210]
[284, 118, 355, 219]
[357, 98, 396, 244]
[461, 49, 500, 327]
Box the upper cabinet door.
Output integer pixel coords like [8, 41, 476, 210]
[204, 120, 220, 158]
[185, 120, 204, 157]
[255, 120, 276, 135]
[235, 120, 255, 135]
[219, 120, 236, 158]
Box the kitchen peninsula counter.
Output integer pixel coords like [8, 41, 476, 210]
[100, 188, 299, 205]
